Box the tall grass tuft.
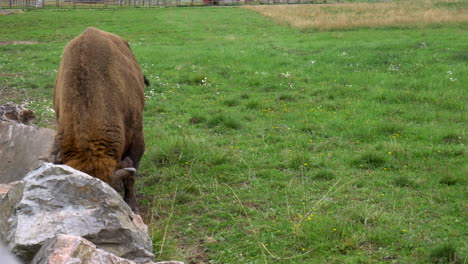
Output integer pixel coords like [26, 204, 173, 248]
[245, 0, 468, 30]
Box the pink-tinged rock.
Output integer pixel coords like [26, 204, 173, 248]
[0, 183, 12, 196]
[132, 213, 149, 234]
[31, 234, 136, 264]
[151, 260, 184, 264]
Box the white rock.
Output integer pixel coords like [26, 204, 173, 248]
[0, 163, 154, 263]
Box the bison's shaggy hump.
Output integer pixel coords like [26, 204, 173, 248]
[53, 27, 145, 212]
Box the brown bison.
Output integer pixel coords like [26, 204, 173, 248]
[51, 27, 147, 213]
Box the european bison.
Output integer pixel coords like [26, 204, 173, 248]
[51, 27, 146, 213]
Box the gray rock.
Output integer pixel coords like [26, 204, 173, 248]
[0, 244, 21, 264]
[0, 121, 55, 184]
[0, 163, 154, 263]
[31, 234, 136, 264]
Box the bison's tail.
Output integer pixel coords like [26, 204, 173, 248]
[66, 156, 117, 184]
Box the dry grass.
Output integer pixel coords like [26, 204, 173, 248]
[244, 0, 468, 30]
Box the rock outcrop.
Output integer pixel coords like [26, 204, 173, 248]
[0, 163, 154, 264]
[0, 104, 185, 264]
[31, 234, 138, 264]
[0, 103, 55, 184]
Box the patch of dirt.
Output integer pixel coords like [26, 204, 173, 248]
[0, 73, 23, 77]
[0, 9, 24, 16]
[184, 243, 210, 264]
[136, 193, 211, 264]
[0, 41, 39, 46]
[0, 86, 30, 105]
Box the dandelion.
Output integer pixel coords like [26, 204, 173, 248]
[304, 163, 308, 166]
[281, 72, 291, 78]
[201, 77, 208, 86]
[388, 63, 401, 72]
[388, 152, 392, 155]
[332, 228, 337, 231]
[402, 229, 407, 232]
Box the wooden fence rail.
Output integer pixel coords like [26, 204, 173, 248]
[1, 0, 324, 8]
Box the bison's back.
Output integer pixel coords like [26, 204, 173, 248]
[54, 27, 145, 183]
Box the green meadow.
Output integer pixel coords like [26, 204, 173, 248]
[0, 5, 466, 263]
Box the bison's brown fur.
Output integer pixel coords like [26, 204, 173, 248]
[52, 27, 146, 212]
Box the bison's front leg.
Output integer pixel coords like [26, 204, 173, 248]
[112, 156, 139, 213]
[123, 174, 139, 213]
[48, 136, 63, 164]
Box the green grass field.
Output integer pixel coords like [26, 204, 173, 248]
[0, 5, 466, 263]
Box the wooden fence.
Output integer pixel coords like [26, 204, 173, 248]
[1, 0, 324, 8]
